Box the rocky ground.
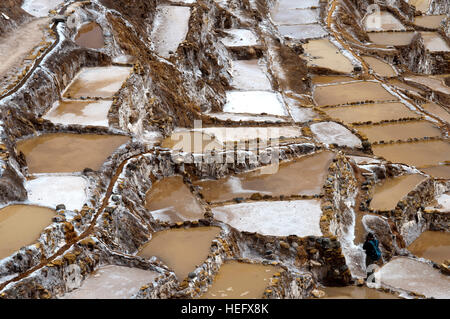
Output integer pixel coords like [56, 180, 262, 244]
[0, 0, 448, 299]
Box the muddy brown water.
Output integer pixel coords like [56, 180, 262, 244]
[138, 227, 221, 280]
[367, 32, 416, 46]
[320, 286, 398, 299]
[0, 205, 55, 260]
[414, 15, 446, 29]
[372, 140, 450, 168]
[322, 102, 420, 125]
[422, 165, 450, 179]
[302, 39, 354, 74]
[200, 261, 281, 299]
[75, 22, 104, 49]
[408, 231, 450, 264]
[370, 174, 426, 211]
[17, 133, 130, 173]
[312, 75, 355, 85]
[421, 103, 450, 123]
[145, 176, 204, 223]
[314, 81, 395, 106]
[357, 121, 442, 143]
[409, 0, 431, 12]
[362, 56, 396, 77]
[194, 151, 335, 202]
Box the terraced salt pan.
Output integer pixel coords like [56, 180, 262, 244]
[150, 5, 191, 58]
[221, 29, 260, 47]
[426, 193, 450, 213]
[271, 8, 319, 25]
[207, 113, 286, 123]
[63, 66, 133, 99]
[312, 75, 355, 85]
[289, 107, 318, 123]
[357, 121, 442, 143]
[278, 24, 328, 40]
[230, 60, 272, 90]
[75, 22, 104, 49]
[138, 227, 221, 280]
[43, 100, 112, 127]
[223, 91, 288, 116]
[422, 165, 450, 179]
[368, 32, 417, 46]
[302, 39, 354, 74]
[408, 0, 432, 13]
[62, 265, 160, 299]
[420, 32, 450, 52]
[212, 200, 323, 237]
[321, 286, 398, 299]
[372, 140, 450, 167]
[414, 15, 446, 29]
[369, 174, 426, 211]
[145, 176, 204, 223]
[408, 231, 450, 264]
[21, 0, 63, 17]
[377, 257, 450, 299]
[0, 205, 55, 260]
[194, 151, 335, 202]
[362, 56, 396, 77]
[313, 81, 395, 106]
[310, 122, 362, 148]
[25, 175, 88, 211]
[405, 75, 450, 95]
[421, 103, 450, 123]
[272, 0, 320, 10]
[363, 11, 405, 31]
[201, 261, 280, 299]
[322, 102, 420, 125]
[17, 133, 130, 173]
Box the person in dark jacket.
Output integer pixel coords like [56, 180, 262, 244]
[363, 233, 382, 280]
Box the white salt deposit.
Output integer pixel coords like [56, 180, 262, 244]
[271, 8, 320, 25]
[22, 0, 63, 17]
[43, 100, 112, 127]
[278, 24, 328, 40]
[150, 5, 191, 58]
[377, 257, 450, 299]
[223, 91, 288, 116]
[230, 60, 272, 91]
[207, 113, 286, 123]
[310, 122, 362, 148]
[221, 29, 260, 47]
[212, 200, 323, 237]
[25, 175, 88, 211]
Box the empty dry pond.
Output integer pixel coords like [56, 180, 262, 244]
[138, 227, 221, 280]
[17, 133, 130, 173]
[200, 261, 280, 299]
[0, 205, 55, 260]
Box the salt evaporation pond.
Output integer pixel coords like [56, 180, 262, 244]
[25, 175, 88, 211]
[230, 60, 272, 91]
[223, 91, 288, 116]
[372, 140, 450, 168]
[21, 0, 63, 17]
[0, 205, 55, 260]
[414, 15, 446, 29]
[200, 261, 280, 299]
[321, 286, 398, 299]
[63, 66, 132, 99]
[357, 121, 442, 143]
[150, 5, 191, 58]
[322, 102, 420, 124]
[278, 25, 328, 41]
[138, 227, 221, 280]
[378, 257, 450, 299]
[422, 165, 450, 179]
[17, 133, 130, 173]
[75, 22, 105, 49]
[368, 32, 417, 46]
[161, 130, 223, 153]
[145, 176, 204, 223]
[420, 32, 450, 52]
[405, 75, 450, 95]
[194, 151, 335, 202]
[408, 231, 450, 264]
[221, 29, 260, 47]
[212, 200, 323, 237]
[363, 11, 405, 31]
[271, 8, 319, 25]
[369, 174, 426, 211]
[310, 122, 362, 148]
[62, 265, 160, 299]
[302, 39, 354, 74]
[362, 56, 396, 77]
[421, 102, 450, 123]
[408, 0, 432, 13]
[43, 100, 113, 127]
[313, 81, 395, 106]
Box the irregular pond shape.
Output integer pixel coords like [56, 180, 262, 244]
[310, 122, 362, 148]
[421, 102, 450, 123]
[17, 133, 130, 173]
[369, 174, 426, 211]
[420, 32, 450, 52]
[75, 22, 104, 49]
[302, 39, 354, 74]
[0, 205, 55, 260]
[408, 231, 450, 264]
[363, 11, 405, 31]
[200, 261, 281, 299]
[62, 265, 160, 299]
[194, 151, 335, 202]
[212, 200, 323, 237]
[362, 56, 396, 77]
[21, 0, 64, 17]
[145, 176, 204, 223]
[138, 227, 221, 280]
